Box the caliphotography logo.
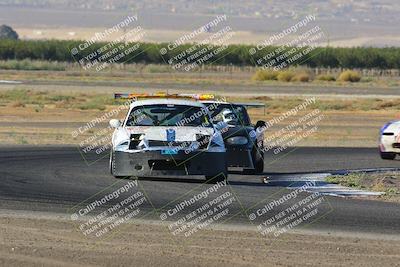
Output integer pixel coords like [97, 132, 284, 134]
[70, 15, 150, 72]
[158, 14, 237, 73]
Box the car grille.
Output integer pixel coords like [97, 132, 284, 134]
[148, 140, 188, 147]
[148, 160, 189, 170]
[392, 143, 400, 148]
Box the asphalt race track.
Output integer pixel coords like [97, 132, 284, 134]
[1, 146, 400, 236]
[16, 79, 400, 98]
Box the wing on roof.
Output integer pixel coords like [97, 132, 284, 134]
[233, 102, 265, 108]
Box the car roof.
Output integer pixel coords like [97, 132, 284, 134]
[130, 98, 206, 108]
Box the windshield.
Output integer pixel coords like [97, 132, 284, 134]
[206, 103, 251, 126]
[125, 104, 212, 127]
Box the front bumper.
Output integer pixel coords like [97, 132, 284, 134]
[226, 146, 253, 168]
[380, 137, 400, 153]
[113, 150, 226, 177]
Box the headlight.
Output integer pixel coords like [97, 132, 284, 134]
[227, 136, 248, 145]
[116, 140, 129, 149]
[249, 130, 257, 140]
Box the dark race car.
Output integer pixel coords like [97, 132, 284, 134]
[202, 101, 266, 174]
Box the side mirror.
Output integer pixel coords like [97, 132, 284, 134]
[109, 119, 121, 128]
[255, 120, 266, 129]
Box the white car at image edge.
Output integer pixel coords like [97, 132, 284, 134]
[379, 120, 400, 160]
[109, 98, 227, 181]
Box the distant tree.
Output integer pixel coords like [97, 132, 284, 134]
[0, 25, 19, 40]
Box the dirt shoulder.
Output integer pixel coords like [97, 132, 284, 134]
[327, 172, 400, 203]
[0, 214, 399, 267]
[0, 89, 398, 147]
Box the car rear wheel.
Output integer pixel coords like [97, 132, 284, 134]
[254, 155, 264, 173]
[380, 152, 396, 160]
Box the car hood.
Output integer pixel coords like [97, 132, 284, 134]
[383, 121, 400, 134]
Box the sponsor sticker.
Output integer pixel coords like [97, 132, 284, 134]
[167, 129, 176, 142]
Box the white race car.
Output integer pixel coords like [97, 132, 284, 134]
[109, 97, 227, 181]
[379, 120, 400, 160]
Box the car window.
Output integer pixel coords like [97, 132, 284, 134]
[125, 104, 212, 127]
[206, 104, 251, 126]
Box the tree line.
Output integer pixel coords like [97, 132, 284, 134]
[0, 39, 399, 69]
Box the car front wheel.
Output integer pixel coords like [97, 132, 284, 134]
[244, 148, 264, 174]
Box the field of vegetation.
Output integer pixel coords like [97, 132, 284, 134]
[1, 39, 400, 69]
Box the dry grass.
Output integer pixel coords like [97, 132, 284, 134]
[326, 172, 400, 202]
[290, 72, 311, 82]
[276, 70, 295, 82]
[2, 89, 400, 113]
[0, 67, 399, 88]
[252, 69, 366, 84]
[0, 89, 116, 111]
[251, 69, 278, 81]
[316, 74, 336, 81]
[338, 70, 362, 82]
[0, 91, 399, 146]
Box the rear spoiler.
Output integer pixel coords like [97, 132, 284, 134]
[233, 102, 265, 108]
[234, 102, 266, 115]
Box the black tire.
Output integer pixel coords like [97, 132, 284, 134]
[109, 151, 127, 179]
[380, 152, 396, 160]
[205, 172, 228, 183]
[243, 148, 264, 174]
[254, 155, 264, 173]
